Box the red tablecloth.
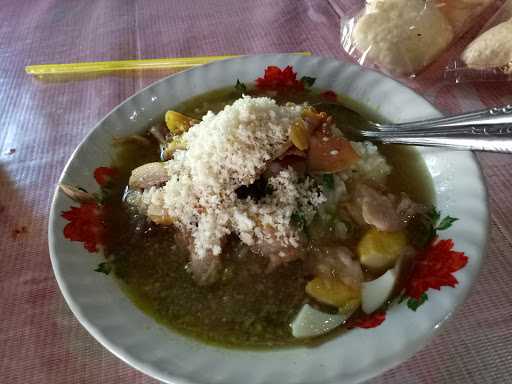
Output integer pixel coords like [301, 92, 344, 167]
[1, 1, 511, 383]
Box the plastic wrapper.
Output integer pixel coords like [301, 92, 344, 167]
[341, 0, 498, 78]
[446, 0, 512, 81]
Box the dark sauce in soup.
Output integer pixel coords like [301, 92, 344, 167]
[104, 88, 434, 348]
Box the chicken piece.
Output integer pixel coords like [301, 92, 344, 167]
[350, 184, 424, 232]
[129, 162, 169, 189]
[255, 241, 304, 272]
[250, 226, 306, 272]
[357, 184, 404, 231]
[396, 192, 427, 221]
[187, 254, 222, 286]
[175, 230, 224, 286]
[305, 245, 363, 289]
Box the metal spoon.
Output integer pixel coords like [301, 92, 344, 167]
[314, 103, 512, 153]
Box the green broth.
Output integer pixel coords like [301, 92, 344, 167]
[104, 87, 434, 349]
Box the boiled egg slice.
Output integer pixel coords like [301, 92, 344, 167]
[361, 268, 397, 314]
[291, 304, 353, 338]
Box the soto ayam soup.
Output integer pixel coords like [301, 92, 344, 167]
[61, 66, 467, 348]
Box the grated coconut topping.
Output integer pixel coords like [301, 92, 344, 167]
[142, 96, 326, 259]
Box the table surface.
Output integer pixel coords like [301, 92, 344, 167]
[1, 1, 511, 383]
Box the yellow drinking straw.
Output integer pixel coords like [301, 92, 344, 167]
[25, 52, 311, 76]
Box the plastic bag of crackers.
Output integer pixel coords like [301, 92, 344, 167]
[447, 0, 512, 81]
[340, 0, 504, 79]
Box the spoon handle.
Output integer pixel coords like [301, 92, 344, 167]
[361, 123, 512, 152]
[375, 105, 512, 131]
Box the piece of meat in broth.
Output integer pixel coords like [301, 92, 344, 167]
[188, 254, 222, 286]
[175, 230, 223, 286]
[350, 184, 415, 231]
[396, 192, 427, 221]
[306, 245, 363, 289]
[358, 184, 404, 231]
[129, 162, 169, 190]
[250, 226, 306, 272]
[255, 239, 304, 272]
[127, 162, 174, 224]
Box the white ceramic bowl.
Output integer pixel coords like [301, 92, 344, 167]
[49, 54, 489, 384]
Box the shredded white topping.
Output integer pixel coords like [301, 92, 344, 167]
[235, 169, 325, 249]
[142, 96, 325, 259]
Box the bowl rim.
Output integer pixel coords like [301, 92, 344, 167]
[48, 54, 489, 384]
